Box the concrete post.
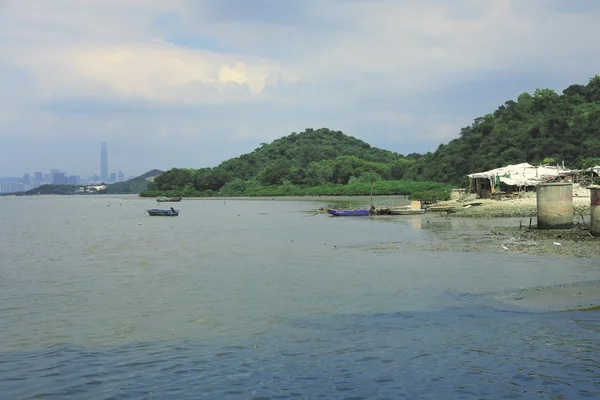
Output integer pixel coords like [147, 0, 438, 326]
[536, 183, 573, 229]
[590, 186, 600, 236]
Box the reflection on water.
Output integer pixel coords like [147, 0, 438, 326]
[409, 215, 422, 230]
[1, 196, 599, 399]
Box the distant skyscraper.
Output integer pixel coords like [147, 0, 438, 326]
[100, 142, 108, 182]
[52, 172, 67, 185]
[34, 172, 43, 183]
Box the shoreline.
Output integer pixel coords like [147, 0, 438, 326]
[438, 194, 591, 219]
[5, 192, 599, 259]
[401, 216, 600, 259]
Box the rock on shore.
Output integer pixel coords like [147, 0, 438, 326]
[442, 194, 591, 219]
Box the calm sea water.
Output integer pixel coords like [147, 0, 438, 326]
[1, 196, 599, 399]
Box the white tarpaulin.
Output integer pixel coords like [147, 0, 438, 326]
[467, 163, 567, 187]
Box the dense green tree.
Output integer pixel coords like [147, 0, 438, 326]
[141, 75, 600, 196]
[414, 75, 600, 184]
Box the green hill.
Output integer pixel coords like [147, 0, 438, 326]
[145, 128, 448, 198]
[13, 184, 80, 196]
[103, 169, 164, 194]
[137, 169, 164, 180]
[145, 75, 600, 197]
[410, 75, 600, 184]
[218, 128, 402, 180]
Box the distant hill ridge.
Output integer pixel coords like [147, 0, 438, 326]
[137, 169, 163, 180]
[102, 169, 164, 194]
[4, 169, 165, 196]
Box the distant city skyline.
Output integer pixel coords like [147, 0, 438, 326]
[2, 142, 130, 179]
[0, 166, 130, 193]
[0, 134, 163, 178]
[0, 141, 133, 193]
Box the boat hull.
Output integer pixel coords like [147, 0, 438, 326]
[327, 209, 372, 216]
[147, 208, 179, 216]
[156, 197, 182, 202]
[389, 209, 426, 215]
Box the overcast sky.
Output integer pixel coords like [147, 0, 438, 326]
[1, 0, 599, 177]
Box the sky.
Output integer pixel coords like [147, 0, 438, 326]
[1, 0, 600, 177]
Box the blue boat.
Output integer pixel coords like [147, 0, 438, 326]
[147, 208, 179, 216]
[327, 209, 372, 216]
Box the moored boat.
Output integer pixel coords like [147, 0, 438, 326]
[388, 209, 426, 215]
[157, 196, 182, 202]
[147, 208, 180, 216]
[327, 209, 372, 216]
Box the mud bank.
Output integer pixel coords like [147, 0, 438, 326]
[414, 217, 600, 258]
[362, 215, 600, 259]
[492, 281, 600, 312]
[440, 195, 591, 219]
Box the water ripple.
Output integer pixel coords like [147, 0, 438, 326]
[2, 198, 600, 398]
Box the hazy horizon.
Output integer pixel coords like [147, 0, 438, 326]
[1, 0, 600, 177]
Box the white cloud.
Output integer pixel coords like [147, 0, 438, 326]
[1, 0, 297, 106]
[2, 0, 600, 175]
[16, 42, 296, 104]
[182, 0, 600, 92]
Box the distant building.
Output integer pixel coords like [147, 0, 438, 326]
[118, 170, 125, 182]
[52, 172, 67, 185]
[68, 175, 80, 185]
[34, 172, 43, 183]
[0, 181, 25, 193]
[23, 173, 30, 184]
[110, 172, 117, 182]
[101, 142, 109, 182]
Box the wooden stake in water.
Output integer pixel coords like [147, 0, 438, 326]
[370, 181, 374, 208]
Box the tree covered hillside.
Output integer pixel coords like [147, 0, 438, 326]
[413, 76, 600, 183]
[218, 128, 402, 181]
[145, 128, 445, 197]
[102, 169, 163, 194]
[145, 75, 600, 196]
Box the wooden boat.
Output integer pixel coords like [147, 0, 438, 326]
[157, 196, 182, 202]
[147, 208, 179, 216]
[327, 209, 372, 216]
[389, 209, 426, 215]
[426, 202, 483, 213]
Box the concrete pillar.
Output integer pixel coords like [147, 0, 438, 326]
[590, 186, 600, 236]
[536, 183, 573, 229]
